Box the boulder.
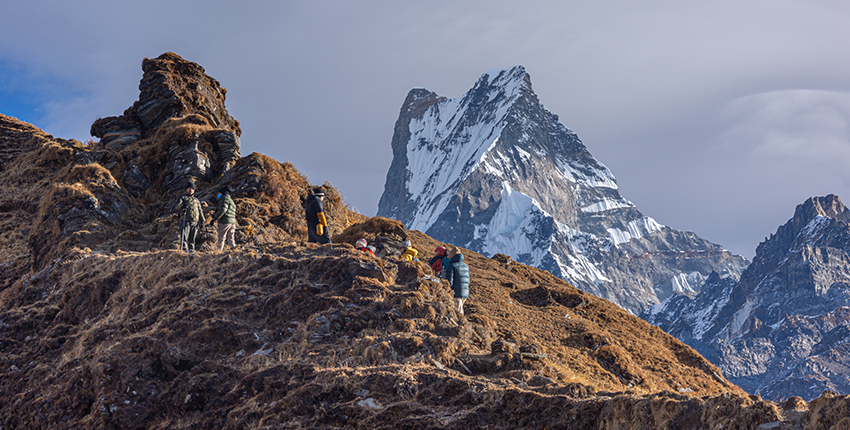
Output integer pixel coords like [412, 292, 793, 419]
[163, 138, 212, 192]
[215, 130, 241, 173]
[90, 116, 141, 150]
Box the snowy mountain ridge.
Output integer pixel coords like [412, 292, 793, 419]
[641, 195, 850, 400]
[379, 66, 748, 314]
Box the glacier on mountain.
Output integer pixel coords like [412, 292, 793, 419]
[479, 182, 552, 267]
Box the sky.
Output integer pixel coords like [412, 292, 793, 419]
[2, 1, 850, 259]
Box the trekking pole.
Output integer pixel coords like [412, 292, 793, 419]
[178, 223, 185, 252]
[179, 208, 187, 252]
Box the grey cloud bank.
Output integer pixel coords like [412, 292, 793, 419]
[2, 0, 850, 258]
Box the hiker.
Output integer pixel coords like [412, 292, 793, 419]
[444, 246, 470, 316]
[175, 181, 205, 252]
[356, 238, 375, 257]
[305, 188, 331, 244]
[211, 185, 237, 251]
[429, 245, 447, 275]
[400, 240, 418, 261]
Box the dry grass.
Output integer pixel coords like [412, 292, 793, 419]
[66, 163, 119, 187]
[333, 216, 406, 245]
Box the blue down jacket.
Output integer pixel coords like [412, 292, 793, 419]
[444, 254, 470, 299]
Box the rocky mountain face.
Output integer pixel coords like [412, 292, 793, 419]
[5, 53, 848, 429]
[642, 195, 850, 400]
[378, 66, 747, 315]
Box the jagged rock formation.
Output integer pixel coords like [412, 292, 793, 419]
[1, 54, 847, 429]
[90, 52, 242, 194]
[378, 66, 747, 314]
[643, 195, 850, 400]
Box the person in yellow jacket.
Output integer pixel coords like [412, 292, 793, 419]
[400, 240, 419, 261]
[305, 188, 331, 244]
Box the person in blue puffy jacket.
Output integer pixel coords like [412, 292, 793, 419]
[444, 246, 470, 316]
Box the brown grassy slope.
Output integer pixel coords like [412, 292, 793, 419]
[0, 243, 782, 430]
[0, 114, 83, 281]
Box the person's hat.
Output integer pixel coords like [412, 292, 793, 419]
[356, 238, 368, 248]
[313, 187, 325, 196]
[448, 245, 459, 259]
[186, 181, 196, 190]
[402, 240, 411, 248]
[219, 185, 232, 194]
[435, 245, 447, 255]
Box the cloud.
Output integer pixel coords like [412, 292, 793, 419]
[719, 90, 850, 166]
[3, 0, 850, 258]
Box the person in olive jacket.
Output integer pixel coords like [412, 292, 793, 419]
[211, 185, 237, 251]
[175, 181, 205, 252]
[305, 188, 330, 244]
[444, 246, 470, 316]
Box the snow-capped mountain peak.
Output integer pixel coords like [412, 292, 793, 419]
[402, 66, 533, 232]
[379, 66, 747, 314]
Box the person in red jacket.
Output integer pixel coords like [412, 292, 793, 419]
[356, 238, 375, 257]
[429, 245, 447, 275]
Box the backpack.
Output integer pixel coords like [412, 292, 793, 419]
[429, 255, 444, 273]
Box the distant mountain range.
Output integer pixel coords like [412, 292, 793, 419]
[642, 195, 850, 400]
[378, 66, 747, 315]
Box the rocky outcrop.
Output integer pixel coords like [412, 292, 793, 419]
[89, 115, 141, 150]
[90, 52, 242, 196]
[378, 66, 747, 314]
[91, 52, 241, 142]
[643, 195, 850, 400]
[134, 52, 240, 132]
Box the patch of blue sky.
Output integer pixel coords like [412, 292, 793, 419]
[0, 58, 85, 128]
